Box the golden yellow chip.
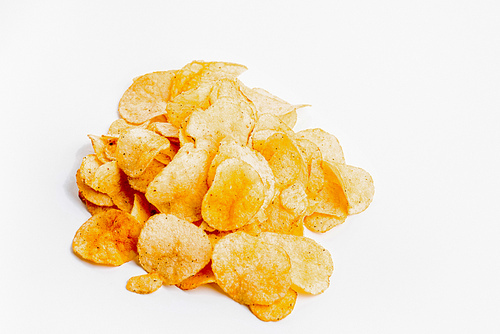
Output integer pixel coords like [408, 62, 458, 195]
[304, 212, 346, 232]
[118, 71, 176, 124]
[89, 160, 135, 213]
[169, 61, 247, 99]
[176, 263, 216, 290]
[212, 231, 292, 305]
[255, 132, 308, 191]
[130, 193, 152, 225]
[294, 137, 325, 197]
[116, 128, 170, 178]
[137, 214, 212, 285]
[165, 81, 213, 129]
[145, 143, 210, 222]
[72, 209, 143, 266]
[79, 154, 102, 188]
[259, 232, 333, 295]
[78, 191, 116, 216]
[126, 272, 163, 294]
[147, 121, 180, 141]
[249, 288, 297, 322]
[202, 158, 265, 231]
[127, 159, 166, 193]
[207, 139, 275, 222]
[327, 162, 375, 215]
[76, 169, 114, 207]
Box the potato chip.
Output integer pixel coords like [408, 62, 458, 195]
[254, 132, 308, 191]
[207, 139, 275, 221]
[79, 154, 102, 188]
[170, 61, 247, 99]
[185, 79, 256, 151]
[90, 161, 135, 212]
[108, 118, 148, 137]
[327, 162, 375, 215]
[280, 182, 308, 216]
[145, 143, 210, 222]
[259, 194, 304, 236]
[239, 85, 309, 129]
[78, 191, 116, 216]
[147, 121, 180, 141]
[127, 159, 166, 193]
[118, 71, 176, 124]
[165, 81, 213, 129]
[176, 262, 216, 290]
[76, 169, 114, 207]
[295, 128, 345, 164]
[137, 214, 212, 285]
[212, 231, 292, 305]
[202, 158, 265, 231]
[126, 272, 163, 294]
[259, 232, 333, 295]
[294, 137, 325, 197]
[249, 288, 297, 322]
[130, 193, 152, 225]
[304, 212, 346, 233]
[116, 128, 171, 178]
[72, 209, 143, 266]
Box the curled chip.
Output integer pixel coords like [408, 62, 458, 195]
[118, 71, 176, 124]
[116, 128, 171, 178]
[72, 209, 143, 266]
[327, 162, 375, 215]
[126, 272, 163, 294]
[145, 143, 210, 222]
[137, 214, 212, 285]
[295, 128, 345, 164]
[212, 231, 292, 305]
[176, 263, 216, 290]
[249, 288, 297, 322]
[202, 158, 265, 231]
[259, 232, 333, 295]
[76, 169, 114, 207]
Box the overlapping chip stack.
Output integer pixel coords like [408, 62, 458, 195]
[72, 61, 374, 321]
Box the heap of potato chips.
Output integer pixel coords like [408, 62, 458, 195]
[73, 61, 374, 321]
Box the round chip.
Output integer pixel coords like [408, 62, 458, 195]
[202, 158, 265, 231]
[259, 232, 333, 295]
[72, 209, 143, 266]
[212, 231, 292, 305]
[137, 214, 212, 285]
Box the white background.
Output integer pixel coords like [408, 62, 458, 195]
[1, 1, 499, 333]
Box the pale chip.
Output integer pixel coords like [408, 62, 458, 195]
[118, 71, 176, 124]
[137, 214, 212, 285]
[259, 232, 333, 295]
[145, 143, 210, 222]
